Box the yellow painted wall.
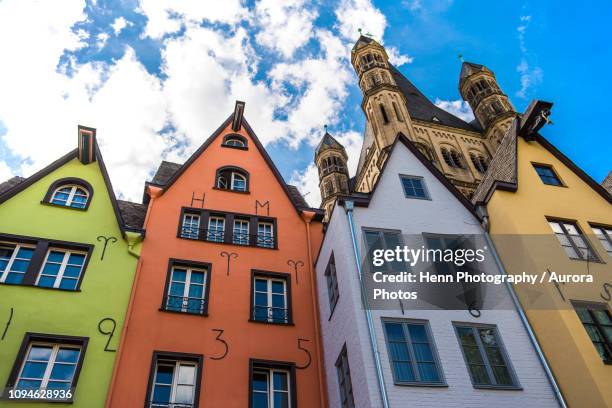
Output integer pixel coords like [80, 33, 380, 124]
[486, 137, 612, 408]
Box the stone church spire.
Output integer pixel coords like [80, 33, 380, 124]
[315, 129, 349, 220]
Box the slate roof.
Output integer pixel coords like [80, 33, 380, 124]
[603, 171, 612, 195]
[149, 160, 312, 210]
[0, 176, 24, 195]
[315, 132, 345, 155]
[117, 200, 147, 230]
[391, 65, 480, 132]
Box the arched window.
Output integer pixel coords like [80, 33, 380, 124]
[43, 178, 93, 210]
[415, 143, 433, 161]
[441, 147, 465, 169]
[379, 104, 389, 124]
[470, 153, 489, 173]
[215, 167, 249, 192]
[222, 134, 248, 148]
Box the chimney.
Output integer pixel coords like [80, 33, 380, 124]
[231, 101, 245, 131]
[78, 125, 97, 164]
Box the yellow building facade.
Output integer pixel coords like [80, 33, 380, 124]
[473, 102, 612, 407]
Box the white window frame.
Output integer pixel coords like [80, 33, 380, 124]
[35, 248, 87, 289]
[150, 360, 197, 408]
[257, 222, 274, 248]
[167, 266, 207, 314]
[207, 217, 225, 243]
[16, 342, 81, 390]
[254, 277, 287, 323]
[231, 172, 247, 191]
[591, 225, 612, 258]
[225, 137, 245, 147]
[0, 242, 35, 283]
[181, 214, 200, 239]
[51, 185, 89, 208]
[233, 219, 250, 245]
[252, 368, 291, 408]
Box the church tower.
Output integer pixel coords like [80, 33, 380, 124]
[351, 35, 415, 171]
[315, 130, 349, 220]
[459, 62, 516, 151]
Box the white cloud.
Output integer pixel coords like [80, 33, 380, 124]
[97, 32, 109, 48]
[387, 46, 413, 66]
[401, 0, 422, 11]
[138, 0, 246, 39]
[111, 16, 131, 35]
[335, 0, 387, 41]
[434, 99, 475, 122]
[515, 14, 542, 98]
[254, 0, 317, 58]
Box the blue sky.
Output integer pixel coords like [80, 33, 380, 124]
[0, 0, 609, 205]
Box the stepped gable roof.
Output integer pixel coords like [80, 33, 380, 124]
[391, 65, 480, 132]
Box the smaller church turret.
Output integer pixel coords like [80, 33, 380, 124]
[315, 130, 349, 220]
[459, 62, 516, 150]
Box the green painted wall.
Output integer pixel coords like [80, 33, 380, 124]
[0, 157, 140, 407]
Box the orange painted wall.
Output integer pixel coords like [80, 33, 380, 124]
[109, 119, 325, 407]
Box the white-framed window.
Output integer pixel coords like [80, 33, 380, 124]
[51, 185, 89, 209]
[166, 266, 207, 315]
[233, 219, 250, 245]
[253, 276, 288, 324]
[181, 214, 200, 239]
[251, 368, 291, 408]
[15, 342, 81, 391]
[150, 360, 197, 408]
[207, 217, 225, 243]
[231, 172, 247, 192]
[0, 243, 35, 285]
[548, 219, 598, 261]
[216, 175, 228, 189]
[400, 175, 429, 200]
[257, 222, 274, 248]
[35, 249, 86, 291]
[591, 225, 612, 258]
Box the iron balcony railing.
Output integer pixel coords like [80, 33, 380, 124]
[180, 227, 275, 249]
[165, 295, 205, 315]
[253, 306, 289, 324]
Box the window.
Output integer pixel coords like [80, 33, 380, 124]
[147, 352, 202, 408]
[6, 333, 87, 399]
[379, 104, 389, 124]
[400, 175, 429, 199]
[250, 360, 295, 408]
[363, 229, 404, 272]
[215, 167, 249, 192]
[251, 271, 291, 324]
[548, 219, 598, 261]
[36, 249, 86, 291]
[181, 214, 200, 239]
[207, 216, 225, 243]
[163, 261, 211, 315]
[392, 101, 404, 122]
[454, 324, 518, 388]
[257, 222, 274, 248]
[335, 345, 355, 408]
[590, 225, 612, 258]
[470, 153, 489, 173]
[50, 185, 89, 209]
[0, 243, 35, 284]
[573, 303, 612, 362]
[383, 320, 444, 385]
[222, 133, 247, 148]
[441, 147, 464, 169]
[415, 143, 433, 161]
[233, 219, 250, 245]
[325, 254, 339, 314]
[533, 164, 563, 186]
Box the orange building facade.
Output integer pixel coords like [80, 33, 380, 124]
[107, 102, 326, 408]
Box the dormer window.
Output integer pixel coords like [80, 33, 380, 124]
[222, 134, 248, 149]
[43, 178, 93, 210]
[215, 167, 249, 193]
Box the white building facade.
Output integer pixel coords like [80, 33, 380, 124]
[315, 136, 561, 408]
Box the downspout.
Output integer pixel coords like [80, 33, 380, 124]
[479, 211, 567, 408]
[106, 186, 161, 408]
[344, 200, 390, 408]
[302, 210, 329, 408]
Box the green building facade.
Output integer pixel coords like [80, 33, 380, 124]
[0, 126, 145, 407]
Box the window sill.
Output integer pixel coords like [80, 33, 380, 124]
[403, 195, 431, 201]
[177, 235, 278, 250]
[0, 281, 82, 292]
[393, 381, 448, 388]
[248, 319, 294, 327]
[221, 144, 248, 151]
[472, 385, 523, 391]
[40, 201, 88, 211]
[211, 186, 250, 194]
[159, 308, 208, 317]
[568, 257, 605, 264]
